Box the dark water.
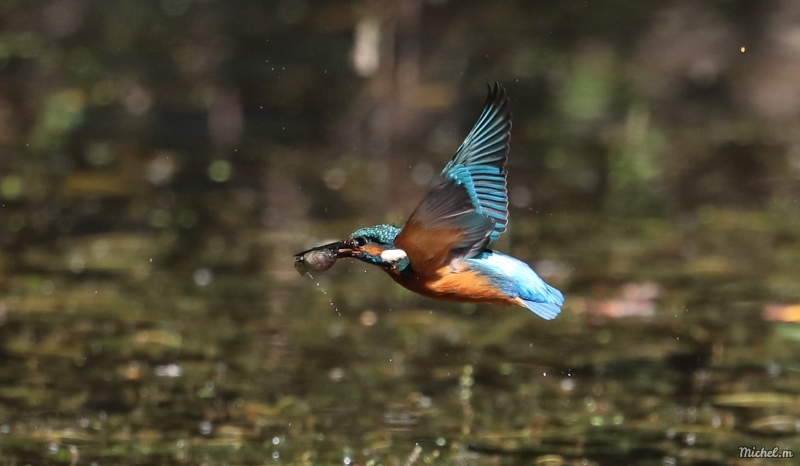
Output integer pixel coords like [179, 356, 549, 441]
[4, 212, 800, 465]
[2, 1, 800, 465]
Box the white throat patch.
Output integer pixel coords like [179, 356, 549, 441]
[380, 248, 408, 263]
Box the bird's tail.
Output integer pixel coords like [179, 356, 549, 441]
[517, 283, 564, 320]
[518, 299, 562, 320]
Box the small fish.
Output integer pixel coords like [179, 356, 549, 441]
[294, 243, 341, 274]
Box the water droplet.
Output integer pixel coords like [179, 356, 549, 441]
[301, 272, 341, 315]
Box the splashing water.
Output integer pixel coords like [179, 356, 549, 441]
[303, 271, 341, 316]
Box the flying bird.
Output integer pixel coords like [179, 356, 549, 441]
[296, 84, 564, 319]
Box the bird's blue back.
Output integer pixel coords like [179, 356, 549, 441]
[466, 250, 563, 320]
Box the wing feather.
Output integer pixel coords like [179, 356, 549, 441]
[395, 177, 493, 274]
[443, 83, 511, 243]
[396, 84, 512, 273]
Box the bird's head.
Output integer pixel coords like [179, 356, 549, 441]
[342, 224, 407, 269]
[295, 224, 409, 274]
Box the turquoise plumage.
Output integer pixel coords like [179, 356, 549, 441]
[295, 84, 564, 319]
[443, 83, 510, 243]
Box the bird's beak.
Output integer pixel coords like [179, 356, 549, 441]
[294, 240, 354, 259]
[294, 240, 355, 274]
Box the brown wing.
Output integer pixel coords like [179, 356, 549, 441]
[394, 176, 494, 276]
[395, 83, 511, 275]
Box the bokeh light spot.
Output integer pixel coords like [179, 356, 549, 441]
[323, 168, 346, 190]
[208, 160, 232, 182]
[147, 152, 178, 186]
[193, 268, 212, 287]
[328, 367, 344, 381]
[352, 17, 380, 77]
[0, 175, 23, 200]
[124, 86, 152, 115]
[510, 185, 531, 208]
[359, 310, 377, 326]
[411, 162, 434, 186]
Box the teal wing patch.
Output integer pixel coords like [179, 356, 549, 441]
[395, 176, 494, 269]
[442, 83, 511, 243]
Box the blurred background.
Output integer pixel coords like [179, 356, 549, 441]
[1, 0, 800, 464]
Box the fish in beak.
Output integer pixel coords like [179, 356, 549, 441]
[294, 240, 354, 275]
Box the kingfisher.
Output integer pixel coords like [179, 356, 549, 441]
[296, 84, 564, 319]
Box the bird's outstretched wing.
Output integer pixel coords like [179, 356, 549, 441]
[444, 82, 510, 242]
[395, 83, 511, 273]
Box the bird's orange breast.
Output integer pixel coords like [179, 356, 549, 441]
[387, 264, 515, 306]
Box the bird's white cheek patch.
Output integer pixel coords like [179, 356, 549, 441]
[380, 249, 408, 262]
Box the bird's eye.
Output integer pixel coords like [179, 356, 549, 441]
[354, 237, 367, 246]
